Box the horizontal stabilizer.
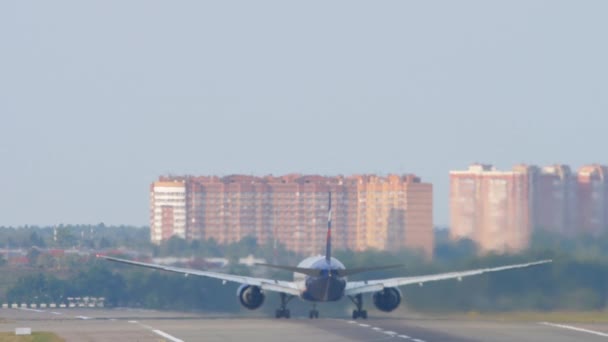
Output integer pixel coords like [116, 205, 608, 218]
[255, 263, 322, 276]
[256, 263, 404, 277]
[338, 264, 404, 276]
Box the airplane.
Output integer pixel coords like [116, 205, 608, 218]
[100, 193, 552, 320]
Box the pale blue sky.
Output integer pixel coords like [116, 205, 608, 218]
[1, 1, 606, 227]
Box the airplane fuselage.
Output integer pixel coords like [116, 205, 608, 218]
[294, 256, 347, 302]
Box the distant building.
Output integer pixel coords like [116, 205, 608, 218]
[450, 163, 608, 254]
[534, 165, 577, 235]
[150, 174, 434, 258]
[149, 181, 187, 241]
[577, 165, 608, 235]
[450, 164, 535, 253]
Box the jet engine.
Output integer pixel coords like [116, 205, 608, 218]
[237, 284, 265, 310]
[372, 287, 402, 312]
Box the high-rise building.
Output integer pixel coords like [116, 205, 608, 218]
[150, 174, 434, 258]
[534, 165, 577, 235]
[450, 163, 608, 254]
[577, 165, 608, 235]
[449, 164, 536, 253]
[150, 181, 187, 243]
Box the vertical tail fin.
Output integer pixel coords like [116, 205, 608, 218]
[325, 192, 332, 263]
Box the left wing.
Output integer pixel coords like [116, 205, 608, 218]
[99, 255, 300, 296]
[345, 259, 552, 296]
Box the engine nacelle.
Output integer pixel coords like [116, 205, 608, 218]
[372, 287, 402, 312]
[237, 284, 265, 310]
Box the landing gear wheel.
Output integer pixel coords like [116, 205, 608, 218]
[275, 293, 294, 319]
[275, 308, 291, 318]
[309, 303, 320, 319]
[351, 309, 367, 319]
[348, 294, 368, 320]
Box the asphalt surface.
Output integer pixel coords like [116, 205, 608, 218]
[2, 308, 608, 341]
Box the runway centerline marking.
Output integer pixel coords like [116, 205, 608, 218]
[341, 319, 428, 342]
[540, 322, 608, 337]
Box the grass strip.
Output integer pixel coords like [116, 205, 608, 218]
[0, 332, 64, 342]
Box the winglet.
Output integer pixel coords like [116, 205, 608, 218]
[325, 192, 332, 263]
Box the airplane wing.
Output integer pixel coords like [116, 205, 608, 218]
[345, 259, 552, 296]
[99, 255, 301, 296]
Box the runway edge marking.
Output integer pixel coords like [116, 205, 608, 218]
[152, 329, 185, 342]
[129, 319, 185, 342]
[539, 322, 608, 337]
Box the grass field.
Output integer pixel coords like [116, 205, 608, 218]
[0, 332, 64, 342]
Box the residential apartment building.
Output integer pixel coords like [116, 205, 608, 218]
[150, 174, 434, 258]
[577, 165, 608, 235]
[450, 164, 535, 253]
[450, 163, 608, 254]
[534, 165, 577, 235]
[150, 181, 187, 241]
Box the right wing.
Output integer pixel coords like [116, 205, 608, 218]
[345, 259, 552, 296]
[99, 255, 301, 296]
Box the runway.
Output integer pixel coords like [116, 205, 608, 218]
[2, 308, 608, 341]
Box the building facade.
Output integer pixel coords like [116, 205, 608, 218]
[534, 165, 577, 235]
[450, 164, 535, 253]
[577, 165, 608, 235]
[450, 163, 608, 254]
[150, 174, 434, 258]
[150, 181, 187, 241]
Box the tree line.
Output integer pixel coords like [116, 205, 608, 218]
[4, 226, 608, 313]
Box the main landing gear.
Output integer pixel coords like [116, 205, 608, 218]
[309, 303, 319, 319]
[275, 293, 294, 319]
[348, 294, 367, 319]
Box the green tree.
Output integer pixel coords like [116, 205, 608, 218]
[29, 231, 46, 247]
[56, 228, 77, 248]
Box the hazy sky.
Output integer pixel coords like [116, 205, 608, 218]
[1, 1, 606, 227]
